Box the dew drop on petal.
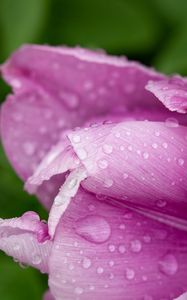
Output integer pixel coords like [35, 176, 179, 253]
[103, 178, 114, 188]
[32, 254, 42, 265]
[23, 142, 35, 156]
[72, 135, 81, 143]
[75, 287, 84, 295]
[125, 268, 135, 280]
[97, 267, 104, 274]
[143, 152, 149, 159]
[102, 144, 113, 154]
[118, 244, 126, 254]
[123, 173, 129, 179]
[178, 158, 184, 166]
[75, 215, 111, 244]
[156, 199, 167, 208]
[77, 148, 87, 160]
[82, 257, 92, 269]
[130, 240, 142, 253]
[158, 253, 178, 276]
[98, 159, 108, 169]
[165, 118, 179, 128]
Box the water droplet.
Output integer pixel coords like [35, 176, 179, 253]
[77, 148, 87, 160]
[118, 244, 126, 254]
[103, 178, 113, 188]
[98, 159, 108, 169]
[88, 204, 95, 211]
[108, 244, 115, 252]
[143, 235, 151, 243]
[123, 173, 129, 179]
[162, 142, 168, 149]
[102, 144, 113, 154]
[84, 80, 94, 91]
[72, 135, 81, 143]
[143, 152, 149, 159]
[152, 143, 158, 149]
[178, 158, 184, 166]
[115, 132, 121, 138]
[109, 260, 114, 267]
[119, 224, 126, 230]
[23, 142, 35, 156]
[11, 79, 22, 88]
[97, 267, 104, 274]
[32, 254, 42, 265]
[158, 253, 178, 276]
[156, 199, 167, 208]
[155, 131, 160, 137]
[13, 243, 20, 251]
[75, 215, 111, 244]
[165, 118, 179, 128]
[75, 287, 84, 295]
[125, 268, 135, 280]
[128, 145, 133, 152]
[60, 91, 79, 109]
[68, 178, 78, 189]
[82, 257, 92, 269]
[130, 240, 142, 253]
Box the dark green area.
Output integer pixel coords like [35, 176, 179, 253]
[0, 0, 187, 299]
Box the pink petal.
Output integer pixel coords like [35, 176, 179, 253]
[146, 76, 187, 113]
[175, 293, 187, 300]
[0, 212, 52, 273]
[1, 45, 164, 181]
[48, 188, 187, 300]
[43, 290, 55, 300]
[68, 120, 187, 222]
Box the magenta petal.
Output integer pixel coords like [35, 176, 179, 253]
[0, 212, 52, 273]
[68, 121, 187, 221]
[43, 290, 55, 300]
[1, 45, 164, 181]
[146, 76, 187, 113]
[48, 188, 187, 300]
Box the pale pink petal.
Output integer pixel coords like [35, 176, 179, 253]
[68, 121, 187, 221]
[0, 212, 52, 273]
[43, 290, 55, 300]
[1, 45, 164, 181]
[146, 76, 187, 113]
[48, 188, 187, 300]
[175, 292, 187, 300]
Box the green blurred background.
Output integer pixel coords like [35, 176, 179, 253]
[0, 0, 187, 299]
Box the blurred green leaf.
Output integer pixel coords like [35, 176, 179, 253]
[0, 0, 49, 59]
[46, 0, 163, 55]
[153, 0, 187, 24]
[0, 145, 47, 219]
[0, 253, 46, 300]
[155, 22, 187, 75]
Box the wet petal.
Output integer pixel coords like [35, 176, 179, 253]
[1, 45, 164, 181]
[146, 76, 187, 113]
[0, 212, 52, 273]
[68, 121, 187, 221]
[49, 188, 187, 300]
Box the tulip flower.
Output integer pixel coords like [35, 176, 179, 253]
[0, 45, 187, 299]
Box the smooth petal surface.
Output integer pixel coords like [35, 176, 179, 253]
[0, 212, 52, 273]
[146, 76, 187, 113]
[0, 45, 164, 181]
[49, 188, 187, 300]
[68, 121, 187, 222]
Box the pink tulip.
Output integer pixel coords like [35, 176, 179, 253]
[0, 45, 187, 299]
